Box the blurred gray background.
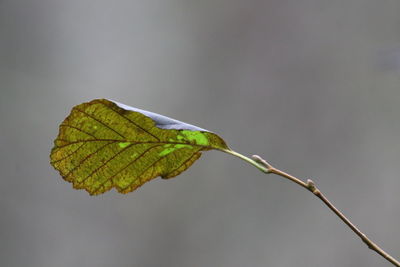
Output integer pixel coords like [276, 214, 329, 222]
[1, 0, 400, 266]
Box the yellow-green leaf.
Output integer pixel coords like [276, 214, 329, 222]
[50, 99, 229, 195]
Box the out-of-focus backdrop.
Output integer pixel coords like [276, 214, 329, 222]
[1, 1, 400, 266]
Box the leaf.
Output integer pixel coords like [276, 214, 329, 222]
[50, 99, 229, 195]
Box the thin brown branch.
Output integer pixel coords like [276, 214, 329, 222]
[253, 155, 400, 267]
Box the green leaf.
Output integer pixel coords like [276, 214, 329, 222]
[50, 99, 229, 195]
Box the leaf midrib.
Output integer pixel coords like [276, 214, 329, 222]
[54, 138, 223, 151]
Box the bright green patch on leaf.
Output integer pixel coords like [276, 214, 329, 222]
[50, 99, 229, 195]
[159, 147, 178, 156]
[119, 142, 131, 148]
[180, 130, 209, 146]
[159, 143, 193, 156]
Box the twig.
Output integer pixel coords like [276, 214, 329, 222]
[222, 150, 400, 267]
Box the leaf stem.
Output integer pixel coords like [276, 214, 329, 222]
[222, 149, 400, 267]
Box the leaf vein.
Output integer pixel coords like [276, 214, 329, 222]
[51, 143, 86, 164]
[91, 144, 163, 194]
[163, 148, 202, 178]
[60, 124, 97, 138]
[74, 107, 126, 139]
[94, 100, 160, 141]
[74, 143, 136, 186]
[63, 141, 118, 180]
[54, 139, 216, 150]
[119, 146, 183, 192]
